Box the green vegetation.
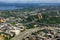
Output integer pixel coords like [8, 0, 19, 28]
[0, 32, 15, 40]
[10, 22, 16, 25]
[48, 17, 60, 24]
[37, 17, 60, 24]
[26, 24, 35, 29]
[32, 29, 46, 35]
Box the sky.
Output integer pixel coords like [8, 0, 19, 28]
[0, 0, 60, 3]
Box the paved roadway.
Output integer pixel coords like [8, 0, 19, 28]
[10, 27, 43, 40]
[10, 27, 60, 40]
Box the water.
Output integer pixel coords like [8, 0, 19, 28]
[0, 6, 23, 10]
[0, 3, 41, 10]
[0, 3, 60, 10]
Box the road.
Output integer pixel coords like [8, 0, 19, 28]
[10, 27, 60, 40]
[23, 19, 38, 25]
[10, 27, 42, 40]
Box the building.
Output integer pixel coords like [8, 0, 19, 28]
[0, 18, 6, 23]
[37, 13, 42, 19]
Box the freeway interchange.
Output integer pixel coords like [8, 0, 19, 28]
[11, 27, 60, 40]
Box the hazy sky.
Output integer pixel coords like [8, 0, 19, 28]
[0, 0, 60, 3]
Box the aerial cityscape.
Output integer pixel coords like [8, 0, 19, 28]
[0, 0, 60, 40]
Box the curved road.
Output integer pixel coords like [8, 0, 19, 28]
[11, 27, 42, 40]
[11, 27, 60, 40]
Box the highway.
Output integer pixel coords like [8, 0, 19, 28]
[11, 27, 42, 40]
[10, 27, 60, 40]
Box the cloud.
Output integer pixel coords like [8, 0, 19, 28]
[17, 0, 40, 3]
[0, 0, 40, 3]
[40, 0, 60, 3]
[0, 0, 60, 3]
